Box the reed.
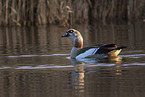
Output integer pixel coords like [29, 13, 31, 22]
[0, 0, 144, 26]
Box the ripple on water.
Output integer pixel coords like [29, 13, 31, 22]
[123, 63, 145, 66]
[0, 65, 74, 69]
[4, 52, 145, 69]
[0, 62, 145, 69]
[119, 54, 145, 58]
[7, 54, 69, 58]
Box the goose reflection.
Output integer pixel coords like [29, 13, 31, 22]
[71, 56, 124, 97]
[70, 56, 123, 65]
[72, 63, 85, 97]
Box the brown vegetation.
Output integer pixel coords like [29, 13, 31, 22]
[0, 0, 145, 26]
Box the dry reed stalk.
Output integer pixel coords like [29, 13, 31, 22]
[17, 0, 21, 23]
[72, 0, 88, 24]
[0, 0, 145, 26]
[134, 0, 136, 19]
[0, 0, 2, 25]
[11, 0, 16, 25]
[44, 0, 73, 26]
[22, 0, 26, 25]
[5, 0, 8, 25]
[37, 0, 47, 25]
[30, 0, 33, 24]
[128, 0, 133, 21]
[110, 0, 115, 20]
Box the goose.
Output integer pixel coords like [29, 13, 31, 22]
[62, 29, 126, 60]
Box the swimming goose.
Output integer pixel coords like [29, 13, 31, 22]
[62, 29, 126, 59]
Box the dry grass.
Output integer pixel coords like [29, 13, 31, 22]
[0, 0, 144, 26]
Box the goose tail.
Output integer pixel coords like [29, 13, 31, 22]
[109, 46, 126, 57]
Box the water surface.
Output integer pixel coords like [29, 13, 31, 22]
[0, 22, 145, 97]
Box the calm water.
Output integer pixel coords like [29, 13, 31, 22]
[0, 22, 145, 97]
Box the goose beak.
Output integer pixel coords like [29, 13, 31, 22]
[61, 33, 69, 37]
[61, 34, 66, 37]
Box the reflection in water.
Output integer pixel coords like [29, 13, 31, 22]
[73, 64, 85, 97]
[0, 22, 144, 66]
[0, 61, 145, 97]
[71, 56, 123, 65]
[0, 22, 145, 56]
[0, 22, 145, 97]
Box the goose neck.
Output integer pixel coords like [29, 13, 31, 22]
[73, 36, 83, 49]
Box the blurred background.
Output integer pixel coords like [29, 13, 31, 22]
[0, 1, 145, 97]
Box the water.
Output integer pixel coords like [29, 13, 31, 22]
[0, 22, 145, 97]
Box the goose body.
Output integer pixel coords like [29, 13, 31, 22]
[62, 29, 126, 60]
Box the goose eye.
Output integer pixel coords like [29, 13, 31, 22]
[68, 30, 73, 33]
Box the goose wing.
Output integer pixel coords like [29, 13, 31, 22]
[95, 44, 126, 54]
[77, 44, 126, 56]
[77, 44, 103, 56]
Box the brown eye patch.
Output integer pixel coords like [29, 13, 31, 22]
[67, 30, 74, 33]
[70, 30, 73, 33]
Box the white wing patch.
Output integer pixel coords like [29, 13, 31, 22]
[92, 47, 99, 54]
[76, 48, 99, 59]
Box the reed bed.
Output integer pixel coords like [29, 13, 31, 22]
[0, 0, 144, 26]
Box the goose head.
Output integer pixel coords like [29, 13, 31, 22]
[62, 29, 83, 49]
[62, 29, 81, 39]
